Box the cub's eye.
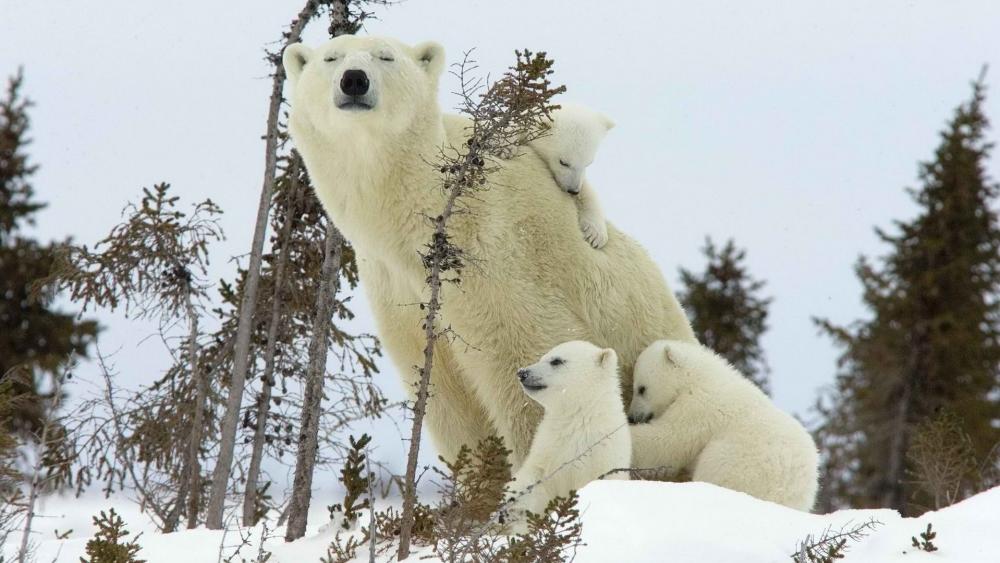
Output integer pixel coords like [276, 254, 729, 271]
[637, 386, 647, 396]
[324, 56, 339, 62]
[378, 55, 395, 62]
[549, 358, 565, 367]
[558, 159, 571, 168]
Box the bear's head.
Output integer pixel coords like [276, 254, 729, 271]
[283, 35, 445, 141]
[532, 103, 614, 195]
[628, 340, 686, 424]
[515, 340, 619, 411]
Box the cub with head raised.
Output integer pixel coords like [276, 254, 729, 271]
[628, 340, 819, 511]
[507, 340, 630, 526]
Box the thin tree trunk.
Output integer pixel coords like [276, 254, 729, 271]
[17, 371, 64, 563]
[884, 324, 927, 512]
[204, 1, 324, 530]
[397, 189, 464, 560]
[183, 291, 206, 528]
[162, 470, 187, 533]
[162, 292, 204, 532]
[367, 449, 376, 563]
[243, 180, 301, 526]
[284, 225, 344, 542]
[884, 351, 918, 512]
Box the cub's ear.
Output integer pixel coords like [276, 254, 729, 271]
[663, 345, 677, 366]
[413, 41, 446, 78]
[599, 113, 615, 131]
[597, 348, 617, 369]
[283, 43, 312, 85]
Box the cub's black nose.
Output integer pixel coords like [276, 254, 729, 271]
[627, 414, 637, 425]
[517, 369, 529, 382]
[340, 69, 369, 96]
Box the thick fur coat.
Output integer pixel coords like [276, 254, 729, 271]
[628, 340, 819, 511]
[509, 341, 631, 518]
[528, 103, 614, 248]
[283, 35, 695, 466]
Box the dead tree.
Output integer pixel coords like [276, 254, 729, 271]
[241, 158, 303, 526]
[285, 226, 345, 541]
[396, 50, 565, 561]
[205, 0, 384, 530]
[204, 0, 326, 529]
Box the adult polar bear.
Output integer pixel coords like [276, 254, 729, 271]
[283, 35, 695, 466]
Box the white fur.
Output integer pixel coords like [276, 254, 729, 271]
[283, 35, 695, 468]
[628, 340, 819, 511]
[509, 341, 631, 523]
[528, 103, 614, 249]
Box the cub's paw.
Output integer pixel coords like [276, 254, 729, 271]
[580, 218, 609, 249]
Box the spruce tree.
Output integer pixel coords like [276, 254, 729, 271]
[0, 68, 97, 434]
[678, 237, 772, 394]
[814, 73, 1000, 514]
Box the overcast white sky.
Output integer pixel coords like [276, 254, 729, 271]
[3, 1, 1000, 480]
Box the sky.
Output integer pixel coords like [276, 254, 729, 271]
[2, 0, 1000, 482]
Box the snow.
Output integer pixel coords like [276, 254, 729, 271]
[7, 482, 999, 562]
[575, 481, 997, 562]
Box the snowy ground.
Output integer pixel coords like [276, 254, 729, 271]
[7, 482, 999, 562]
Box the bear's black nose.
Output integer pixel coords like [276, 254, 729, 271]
[340, 69, 369, 96]
[517, 369, 529, 382]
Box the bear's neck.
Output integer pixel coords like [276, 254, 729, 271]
[542, 380, 627, 425]
[293, 110, 448, 275]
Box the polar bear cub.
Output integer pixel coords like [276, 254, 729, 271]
[528, 103, 614, 249]
[628, 340, 819, 511]
[508, 341, 631, 521]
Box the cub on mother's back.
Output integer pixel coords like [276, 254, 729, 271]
[628, 340, 819, 511]
[527, 103, 614, 249]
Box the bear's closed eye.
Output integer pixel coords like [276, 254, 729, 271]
[637, 385, 646, 396]
[550, 358, 565, 367]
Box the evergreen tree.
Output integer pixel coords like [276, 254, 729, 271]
[814, 73, 1000, 514]
[678, 237, 772, 394]
[44, 183, 225, 531]
[81, 508, 145, 563]
[0, 68, 97, 434]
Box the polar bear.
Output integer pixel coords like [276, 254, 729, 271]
[528, 103, 614, 249]
[282, 35, 696, 467]
[507, 341, 631, 521]
[627, 340, 819, 511]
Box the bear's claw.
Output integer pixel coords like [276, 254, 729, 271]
[580, 218, 609, 249]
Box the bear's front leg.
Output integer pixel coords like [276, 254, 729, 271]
[629, 415, 706, 480]
[504, 465, 547, 534]
[575, 178, 608, 249]
[457, 347, 543, 468]
[363, 263, 495, 464]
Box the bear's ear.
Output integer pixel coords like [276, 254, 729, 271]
[413, 41, 446, 78]
[663, 345, 677, 366]
[597, 348, 617, 369]
[600, 114, 616, 131]
[283, 43, 312, 85]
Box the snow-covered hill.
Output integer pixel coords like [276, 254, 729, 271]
[8, 482, 999, 562]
